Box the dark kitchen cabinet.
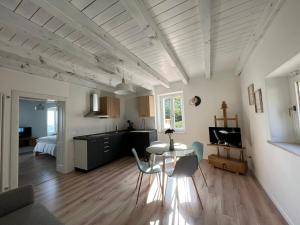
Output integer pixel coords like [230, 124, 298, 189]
[74, 130, 157, 171]
[128, 130, 158, 158]
[87, 138, 104, 170]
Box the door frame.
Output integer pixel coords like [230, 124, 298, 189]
[10, 90, 67, 189]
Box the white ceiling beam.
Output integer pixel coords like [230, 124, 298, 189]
[235, 0, 285, 76]
[0, 39, 154, 90]
[0, 39, 114, 84]
[0, 54, 114, 89]
[0, 4, 117, 75]
[30, 0, 170, 88]
[198, 0, 212, 79]
[121, 0, 190, 84]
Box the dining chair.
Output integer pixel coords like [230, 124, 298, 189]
[165, 155, 203, 209]
[132, 148, 163, 205]
[192, 141, 208, 187]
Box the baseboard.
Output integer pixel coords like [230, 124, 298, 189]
[251, 172, 294, 225]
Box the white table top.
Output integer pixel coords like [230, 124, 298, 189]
[146, 142, 194, 157]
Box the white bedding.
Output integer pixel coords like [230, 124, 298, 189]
[34, 135, 57, 157]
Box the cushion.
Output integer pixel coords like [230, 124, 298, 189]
[0, 203, 63, 225]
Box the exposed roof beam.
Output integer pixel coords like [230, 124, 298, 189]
[198, 0, 212, 79]
[0, 4, 116, 75]
[0, 54, 114, 89]
[0, 39, 114, 85]
[235, 0, 285, 76]
[30, 0, 170, 88]
[121, 0, 189, 84]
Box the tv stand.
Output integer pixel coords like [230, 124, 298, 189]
[19, 137, 37, 147]
[208, 101, 247, 174]
[207, 144, 247, 174]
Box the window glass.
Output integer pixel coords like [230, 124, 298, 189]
[160, 93, 185, 131]
[163, 98, 171, 129]
[47, 107, 57, 135]
[174, 96, 183, 129]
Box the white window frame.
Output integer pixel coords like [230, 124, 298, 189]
[158, 92, 185, 132]
[289, 74, 300, 139]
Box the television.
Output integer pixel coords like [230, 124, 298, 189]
[19, 127, 32, 137]
[209, 127, 242, 148]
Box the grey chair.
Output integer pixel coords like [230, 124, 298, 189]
[132, 148, 163, 205]
[192, 141, 208, 187]
[166, 155, 203, 209]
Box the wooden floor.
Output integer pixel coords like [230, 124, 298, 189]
[19, 153, 59, 186]
[34, 157, 286, 225]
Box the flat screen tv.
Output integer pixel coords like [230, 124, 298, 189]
[209, 127, 242, 148]
[19, 127, 32, 137]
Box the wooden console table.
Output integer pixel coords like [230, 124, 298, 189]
[207, 144, 248, 174]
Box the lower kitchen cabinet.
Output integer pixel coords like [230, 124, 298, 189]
[74, 130, 157, 171]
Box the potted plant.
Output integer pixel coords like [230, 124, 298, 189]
[165, 128, 175, 150]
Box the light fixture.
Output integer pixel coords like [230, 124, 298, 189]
[34, 103, 45, 111]
[114, 77, 135, 95]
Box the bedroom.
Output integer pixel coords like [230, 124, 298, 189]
[18, 97, 59, 186]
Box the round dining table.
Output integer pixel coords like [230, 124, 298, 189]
[146, 141, 195, 200]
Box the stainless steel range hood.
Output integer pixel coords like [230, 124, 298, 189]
[84, 93, 109, 118]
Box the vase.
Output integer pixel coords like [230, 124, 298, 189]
[169, 138, 174, 151]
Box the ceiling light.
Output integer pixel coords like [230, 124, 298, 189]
[114, 78, 135, 95]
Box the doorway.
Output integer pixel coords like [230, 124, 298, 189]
[10, 91, 66, 188]
[18, 97, 60, 186]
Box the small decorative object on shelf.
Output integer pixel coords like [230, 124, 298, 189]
[165, 128, 175, 151]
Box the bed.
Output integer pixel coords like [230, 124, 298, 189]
[33, 135, 57, 157]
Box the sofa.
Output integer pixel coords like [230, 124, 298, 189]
[0, 185, 63, 225]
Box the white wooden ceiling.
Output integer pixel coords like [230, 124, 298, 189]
[0, 0, 282, 89]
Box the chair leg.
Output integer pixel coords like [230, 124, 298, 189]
[191, 176, 203, 209]
[199, 165, 208, 187]
[136, 173, 144, 205]
[135, 172, 141, 191]
[157, 173, 164, 205]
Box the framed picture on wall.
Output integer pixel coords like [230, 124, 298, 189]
[248, 84, 255, 105]
[255, 89, 263, 113]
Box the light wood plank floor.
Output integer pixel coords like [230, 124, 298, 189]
[34, 157, 287, 225]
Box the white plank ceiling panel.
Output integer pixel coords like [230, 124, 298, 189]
[0, 0, 22, 11]
[0, 0, 282, 87]
[212, 0, 271, 73]
[30, 7, 52, 26]
[143, 0, 205, 78]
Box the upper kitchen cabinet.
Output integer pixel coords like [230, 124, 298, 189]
[138, 96, 155, 117]
[100, 96, 120, 118]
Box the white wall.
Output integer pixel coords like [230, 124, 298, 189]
[0, 67, 127, 190]
[154, 76, 242, 159]
[19, 99, 48, 137]
[240, 0, 300, 224]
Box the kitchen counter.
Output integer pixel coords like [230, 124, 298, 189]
[73, 129, 156, 140]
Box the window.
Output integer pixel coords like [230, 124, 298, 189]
[159, 92, 185, 131]
[47, 106, 58, 135]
